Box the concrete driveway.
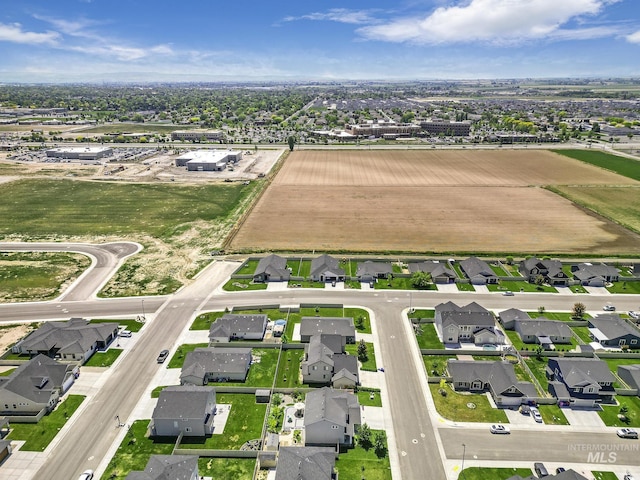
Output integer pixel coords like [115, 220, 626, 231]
[561, 408, 605, 427]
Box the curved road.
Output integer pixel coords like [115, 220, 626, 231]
[1, 255, 640, 479]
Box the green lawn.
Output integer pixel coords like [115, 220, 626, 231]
[190, 311, 227, 330]
[90, 318, 144, 332]
[458, 467, 533, 480]
[222, 278, 268, 291]
[552, 149, 640, 181]
[291, 259, 311, 277]
[167, 343, 209, 369]
[373, 276, 436, 291]
[179, 394, 267, 450]
[457, 282, 476, 292]
[346, 342, 377, 371]
[538, 404, 570, 425]
[429, 384, 509, 423]
[599, 395, 640, 427]
[408, 309, 435, 320]
[0, 368, 15, 376]
[102, 420, 174, 480]
[84, 348, 123, 367]
[357, 389, 383, 407]
[529, 311, 591, 322]
[505, 330, 525, 350]
[603, 358, 640, 385]
[0, 179, 253, 239]
[275, 348, 305, 388]
[415, 323, 444, 349]
[229, 348, 278, 387]
[423, 355, 456, 377]
[345, 308, 371, 334]
[523, 357, 549, 390]
[198, 458, 255, 480]
[8, 395, 85, 451]
[592, 472, 620, 480]
[488, 281, 557, 293]
[608, 281, 640, 294]
[336, 432, 391, 480]
[0, 251, 90, 302]
[571, 326, 593, 343]
[235, 259, 260, 275]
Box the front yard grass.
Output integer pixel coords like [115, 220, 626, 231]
[198, 458, 255, 480]
[7, 395, 84, 451]
[346, 342, 377, 371]
[190, 311, 227, 330]
[84, 348, 123, 367]
[90, 318, 143, 332]
[414, 323, 444, 349]
[167, 343, 208, 369]
[336, 433, 391, 480]
[275, 348, 305, 388]
[357, 389, 382, 407]
[373, 277, 436, 290]
[608, 281, 640, 294]
[598, 395, 640, 427]
[456, 282, 476, 292]
[179, 394, 267, 450]
[488, 281, 557, 293]
[429, 384, 509, 423]
[593, 472, 620, 480]
[408, 309, 435, 320]
[538, 404, 569, 425]
[222, 278, 268, 291]
[102, 419, 174, 480]
[458, 467, 533, 480]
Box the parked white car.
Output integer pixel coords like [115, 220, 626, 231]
[530, 407, 543, 423]
[617, 428, 638, 439]
[603, 304, 616, 311]
[490, 424, 510, 434]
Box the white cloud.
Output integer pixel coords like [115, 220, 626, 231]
[0, 22, 60, 45]
[357, 0, 620, 45]
[283, 8, 379, 25]
[627, 30, 640, 43]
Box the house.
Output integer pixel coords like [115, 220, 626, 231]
[0, 354, 77, 419]
[434, 301, 503, 345]
[546, 358, 615, 407]
[208, 313, 268, 343]
[301, 334, 359, 388]
[125, 455, 199, 480]
[513, 319, 573, 349]
[11, 318, 119, 363]
[304, 387, 361, 448]
[498, 308, 531, 330]
[618, 364, 640, 390]
[253, 254, 290, 282]
[447, 360, 536, 407]
[180, 347, 252, 385]
[519, 257, 569, 286]
[460, 257, 498, 284]
[275, 446, 337, 480]
[356, 261, 393, 283]
[408, 261, 456, 284]
[300, 317, 356, 344]
[310, 255, 346, 283]
[571, 262, 619, 286]
[588, 315, 640, 349]
[151, 385, 216, 437]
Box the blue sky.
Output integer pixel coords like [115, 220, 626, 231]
[0, 0, 639, 83]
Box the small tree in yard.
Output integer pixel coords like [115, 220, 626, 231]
[358, 423, 372, 450]
[534, 274, 545, 289]
[572, 302, 586, 320]
[357, 339, 368, 362]
[374, 431, 388, 458]
[411, 271, 431, 289]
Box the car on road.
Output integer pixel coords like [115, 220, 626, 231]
[119, 329, 132, 337]
[78, 470, 94, 480]
[556, 468, 566, 473]
[617, 428, 639, 439]
[530, 407, 543, 423]
[490, 424, 510, 434]
[157, 349, 169, 363]
[502, 290, 514, 296]
[534, 462, 549, 477]
[603, 304, 616, 311]
[624, 475, 635, 480]
[629, 311, 640, 320]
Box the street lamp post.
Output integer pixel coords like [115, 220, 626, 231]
[141, 299, 145, 321]
[461, 443, 466, 479]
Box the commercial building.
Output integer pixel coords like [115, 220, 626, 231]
[171, 129, 223, 142]
[45, 147, 113, 161]
[419, 120, 471, 136]
[345, 120, 421, 138]
[175, 149, 242, 171]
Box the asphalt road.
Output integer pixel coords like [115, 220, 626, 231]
[2, 261, 640, 479]
[0, 242, 140, 301]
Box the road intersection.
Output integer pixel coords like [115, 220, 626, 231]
[1, 244, 640, 479]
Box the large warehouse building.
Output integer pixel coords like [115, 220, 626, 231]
[171, 130, 223, 142]
[45, 147, 113, 161]
[175, 149, 243, 171]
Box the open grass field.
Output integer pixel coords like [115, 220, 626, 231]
[553, 149, 640, 181]
[231, 150, 640, 254]
[0, 251, 90, 302]
[79, 123, 194, 135]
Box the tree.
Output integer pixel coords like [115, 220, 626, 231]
[373, 430, 388, 458]
[534, 274, 545, 287]
[358, 423, 372, 450]
[572, 302, 586, 320]
[357, 339, 368, 362]
[287, 135, 296, 151]
[411, 271, 431, 289]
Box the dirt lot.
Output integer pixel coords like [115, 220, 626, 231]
[231, 150, 640, 254]
[0, 324, 33, 356]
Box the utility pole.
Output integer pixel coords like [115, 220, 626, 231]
[461, 443, 466, 479]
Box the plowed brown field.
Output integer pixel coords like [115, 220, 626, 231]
[230, 150, 640, 254]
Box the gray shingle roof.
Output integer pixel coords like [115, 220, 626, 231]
[254, 254, 290, 280]
[460, 257, 496, 279]
[588, 315, 640, 340]
[152, 385, 215, 420]
[0, 354, 74, 403]
[310, 254, 345, 278]
[304, 387, 360, 429]
[16, 318, 117, 355]
[208, 314, 267, 340]
[552, 358, 615, 386]
[447, 359, 536, 397]
[515, 319, 572, 338]
[408, 261, 455, 278]
[125, 455, 198, 480]
[436, 302, 495, 329]
[181, 347, 251, 382]
[300, 317, 355, 339]
[356, 261, 393, 277]
[275, 446, 336, 480]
